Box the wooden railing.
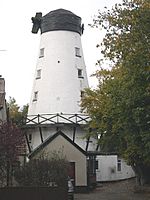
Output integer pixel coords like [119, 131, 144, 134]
[25, 113, 90, 125]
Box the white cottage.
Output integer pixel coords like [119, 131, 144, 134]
[96, 155, 135, 182]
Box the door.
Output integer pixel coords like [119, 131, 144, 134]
[68, 162, 75, 187]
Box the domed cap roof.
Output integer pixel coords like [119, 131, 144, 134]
[41, 9, 82, 34]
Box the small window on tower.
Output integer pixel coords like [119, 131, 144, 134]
[78, 69, 83, 78]
[36, 69, 41, 79]
[39, 48, 44, 58]
[33, 91, 38, 101]
[75, 47, 81, 57]
[81, 90, 85, 98]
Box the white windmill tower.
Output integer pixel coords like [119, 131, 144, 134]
[26, 9, 98, 152]
[25, 9, 135, 184]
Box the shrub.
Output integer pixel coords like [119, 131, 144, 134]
[14, 151, 69, 187]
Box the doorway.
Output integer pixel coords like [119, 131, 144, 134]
[68, 162, 75, 187]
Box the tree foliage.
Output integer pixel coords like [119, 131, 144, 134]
[14, 151, 69, 187]
[7, 97, 28, 125]
[82, 0, 150, 184]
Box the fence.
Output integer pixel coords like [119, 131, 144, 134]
[0, 187, 68, 200]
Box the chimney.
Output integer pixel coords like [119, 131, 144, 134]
[0, 77, 5, 108]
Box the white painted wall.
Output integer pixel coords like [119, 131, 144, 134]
[27, 125, 98, 152]
[96, 155, 135, 182]
[28, 30, 89, 115]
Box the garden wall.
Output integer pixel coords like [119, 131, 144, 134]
[0, 187, 67, 200]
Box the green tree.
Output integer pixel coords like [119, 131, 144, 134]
[82, 0, 150, 185]
[7, 97, 28, 125]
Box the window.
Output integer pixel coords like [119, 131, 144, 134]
[33, 91, 38, 101]
[117, 159, 122, 171]
[78, 69, 83, 78]
[36, 69, 41, 79]
[95, 160, 98, 170]
[75, 47, 81, 57]
[39, 48, 44, 58]
[81, 91, 84, 98]
[28, 134, 32, 143]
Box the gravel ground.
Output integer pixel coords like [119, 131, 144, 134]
[74, 179, 150, 200]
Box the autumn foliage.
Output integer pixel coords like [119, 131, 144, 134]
[0, 121, 26, 187]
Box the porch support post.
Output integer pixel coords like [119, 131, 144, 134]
[85, 136, 90, 152]
[39, 126, 44, 143]
[73, 126, 76, 142]
[24, 131, 32, 153]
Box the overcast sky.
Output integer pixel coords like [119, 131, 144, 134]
[0, 0, 122, 106]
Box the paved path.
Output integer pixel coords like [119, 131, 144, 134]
[75, 179, 150, 200]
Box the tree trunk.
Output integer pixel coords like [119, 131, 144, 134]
[132, 165, 150, 186]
